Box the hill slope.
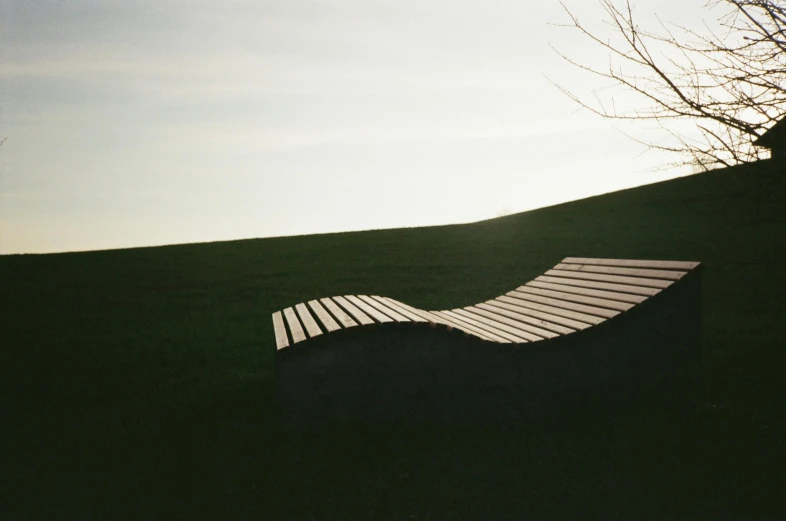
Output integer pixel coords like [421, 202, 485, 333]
[3, 159, 784, 520]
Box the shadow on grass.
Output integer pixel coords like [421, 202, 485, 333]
[129, 392, 780, 520]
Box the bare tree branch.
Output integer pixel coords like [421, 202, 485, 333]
[550, 0, 786, 170]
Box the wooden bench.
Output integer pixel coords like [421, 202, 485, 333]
[272, 257, 703, 425]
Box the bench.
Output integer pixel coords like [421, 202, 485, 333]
[272, 257, 703, 424]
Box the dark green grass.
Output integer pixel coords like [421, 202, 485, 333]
[3, 160, 785, 520]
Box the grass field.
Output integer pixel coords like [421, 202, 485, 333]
[3, 159, 785, 520]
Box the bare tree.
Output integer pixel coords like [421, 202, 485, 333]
[551, 0, 786, 170]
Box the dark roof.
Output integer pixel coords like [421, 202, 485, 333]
[753, 117, 786, 149]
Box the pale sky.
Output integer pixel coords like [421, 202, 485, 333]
[1, 0, 710, 254]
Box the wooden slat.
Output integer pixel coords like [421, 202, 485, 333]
[464, 305, 558, 339]
[385, 298, 447, 326]
[454, 308, 541, 342]
[431, 310, 499, 341]
[562, 257, 700, 270]
[537, 275, 661, 296]
[555, 263, 687, 281]
[490, 298, 591, 330]
[319, 297, 358, 328]
[528, 280, 647, 304]
[357, 295, 410, 322]
[477, 302, 576, 335]
[295, 303, 323, 338]
[371, 296, 427, 322]
[445, 310, 527, 343]
[345, 295, 394, 323]
[546, 269, 673, 289]
[272, 311, 290, 350]
[428, 310, 470, 334]
[437, 310, 514, 343]
[332, 296, 374, 326]
[282, 307, 307, 344]
[307, 299, 341, 332]
[500, 295, 605, 325]
[509, 290, 620, 319]
[518, 285, 634, 312]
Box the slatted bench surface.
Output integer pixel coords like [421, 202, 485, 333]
[272, 257, 701, 349]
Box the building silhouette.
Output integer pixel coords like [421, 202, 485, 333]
[754, 117, 786, 160]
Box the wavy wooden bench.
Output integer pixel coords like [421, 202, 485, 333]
[273, 257, 703, 424]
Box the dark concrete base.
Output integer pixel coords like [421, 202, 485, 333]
[275, 273, 702, 427]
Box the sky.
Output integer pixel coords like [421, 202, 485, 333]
[1, 0, 711, 254]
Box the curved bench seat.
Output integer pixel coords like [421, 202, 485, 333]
[272, 257, 703, 425]
[272, 257, 701, 349]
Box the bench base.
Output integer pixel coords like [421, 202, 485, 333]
[276, 273, 702, 427]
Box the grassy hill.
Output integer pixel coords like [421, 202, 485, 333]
[3, 159, 784, 520]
